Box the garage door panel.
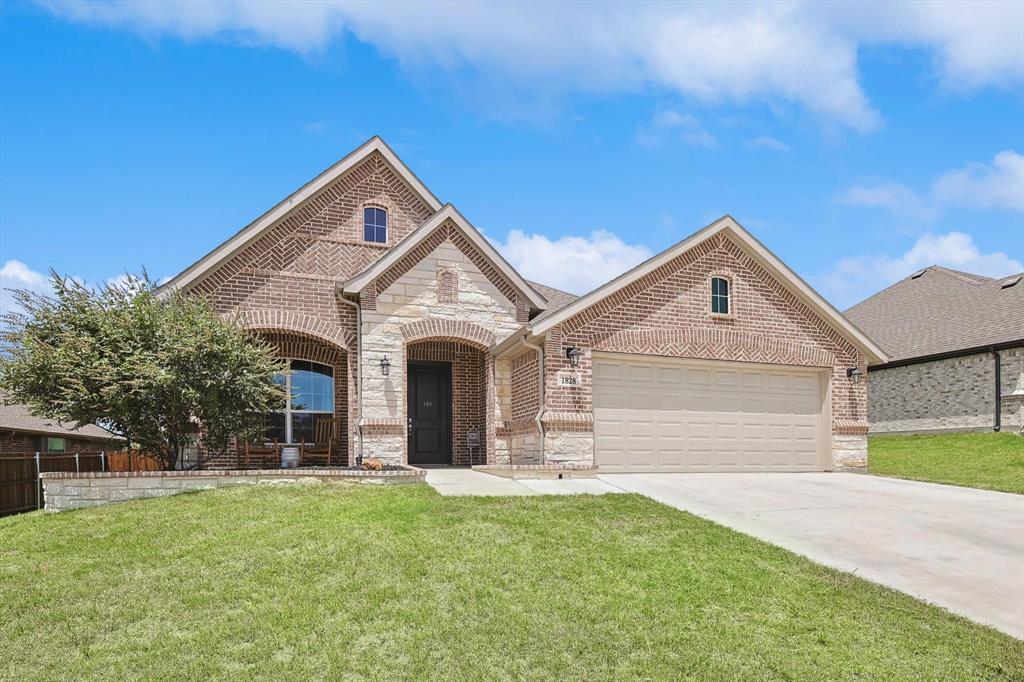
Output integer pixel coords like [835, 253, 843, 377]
[594, 354, 826, 472]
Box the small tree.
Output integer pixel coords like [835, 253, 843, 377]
[1, 273, 285, 469]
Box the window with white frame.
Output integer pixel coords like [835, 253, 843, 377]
[711, 276, 730, 315]
[265, 359, 334, 443]
[363, 206, 388, 243]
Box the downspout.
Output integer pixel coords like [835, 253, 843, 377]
[339, 296, 364, 463]
[519, 334, 545, 465]
[993, 348, 1002, 432]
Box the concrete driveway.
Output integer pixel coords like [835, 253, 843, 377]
[599, 472, 1024, 638]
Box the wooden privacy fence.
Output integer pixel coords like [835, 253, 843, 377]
[0, 450, 160, 517]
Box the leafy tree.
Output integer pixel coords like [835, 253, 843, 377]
[1, 273, 286, 469]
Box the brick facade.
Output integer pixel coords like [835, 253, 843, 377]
[174, 140, 877, 470]
[868, 346, 1024, 434]
[513, 233, 868, 468]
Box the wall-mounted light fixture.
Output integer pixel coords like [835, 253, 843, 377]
[846, 367, 862, 384]
[565, 346, 580, 368]
[379, 355, 391, 377]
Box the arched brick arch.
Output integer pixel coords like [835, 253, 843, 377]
[231, 310, 353, 351]
[399, 319, 494, 350]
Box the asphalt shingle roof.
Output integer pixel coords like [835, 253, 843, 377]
[0, 393, 121, 440]
[844, 266, 1024, 363]
[528, 280, 579, 322]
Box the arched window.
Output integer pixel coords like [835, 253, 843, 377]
[265, 359, 334, 443]
[364, 206, 388, 243]
[711, 276, 730, 315]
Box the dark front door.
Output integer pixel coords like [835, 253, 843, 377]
[408, 362, 452, 465]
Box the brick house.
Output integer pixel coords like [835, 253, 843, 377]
[0, 394, 122, 454]
[161, 137, 887, 471]
[845, 266, 1024, 434]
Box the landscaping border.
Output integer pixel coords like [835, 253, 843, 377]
[40, 466, 426, 512]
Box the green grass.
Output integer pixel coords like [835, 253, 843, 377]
[869, 432, 1024, 494]
[1, 485, 1021, 680]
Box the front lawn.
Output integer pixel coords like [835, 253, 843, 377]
[1, 485, 1021, 680]
[869, 432, 1024, 494]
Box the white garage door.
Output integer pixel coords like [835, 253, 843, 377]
[593, 353, 828, 472]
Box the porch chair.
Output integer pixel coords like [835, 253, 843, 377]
[243, 441, 280, 469]
[314, 416, 342, 445]
[300, 441, 332, 467]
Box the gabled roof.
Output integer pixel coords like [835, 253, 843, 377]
[0, 394, 123, 441]
[160, 136, 443, 293]
[845, 265, 1024, 363]
[342, 204, 549, 311]
[528, 215, 889, 364]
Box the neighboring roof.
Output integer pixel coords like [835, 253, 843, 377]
[160, 136, 443, 294]
[845, 266, 1024, 363]
[525, 215, 889, 364]
[0, 396, 122, 441]
[527, 280, 578, 319]
[342, 204, 549, 311]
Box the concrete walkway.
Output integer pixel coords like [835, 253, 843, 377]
[600, 472, 1024, 639]
[425, 468, 619, 496]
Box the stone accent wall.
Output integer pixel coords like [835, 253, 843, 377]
[361, 233, 522, 463]
[41, 468, 426, 513]
[538, 233, 867, 468]
[868, 346, 1024, 434]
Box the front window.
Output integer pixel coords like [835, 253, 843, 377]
[363, 206, 387, 243]
[265, 360, 334, 444]
[45, 437, 66, 453]
[711, 276, 730, 315]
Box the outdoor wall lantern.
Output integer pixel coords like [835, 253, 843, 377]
[379, 355, 391, 377]
[565, 346, 581, 368]
[846, 367, 862, 384]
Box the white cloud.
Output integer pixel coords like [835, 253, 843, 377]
[39, 1, 1020, 130]
[746, 135, 790, 152]
[1, 261, 168, 319]
[839, 150, 1024, 221]
[1, 260, 52, 319]
[817, 232, 1023, 309]
[493, 229, 652, 295]
[839, 181, 939, 222]
[933, 151, 1024, 212]
[637, 109, 718, 149]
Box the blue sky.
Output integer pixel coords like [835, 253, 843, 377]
[1, 1, 1022, 312]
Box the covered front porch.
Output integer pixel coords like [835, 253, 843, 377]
[208, 329, 354, 469]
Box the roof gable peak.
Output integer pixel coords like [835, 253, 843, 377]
[160, 136, 442, 294]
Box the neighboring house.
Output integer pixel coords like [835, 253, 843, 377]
[845, 266, 1024, 434]
[161, 136, 887, 472]
[0, 395, 122, 454]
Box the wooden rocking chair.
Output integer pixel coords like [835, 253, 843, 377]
[300, 442, 332, 467]
[243, 442, 280, 469]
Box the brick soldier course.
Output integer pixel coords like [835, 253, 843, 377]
[161, 136, 888, 471]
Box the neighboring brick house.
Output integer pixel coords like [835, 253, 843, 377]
[0, 394, 122, 454]
[846, 266, 1024, 434]
[161, 136, 887, 471]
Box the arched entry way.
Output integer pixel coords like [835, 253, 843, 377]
[405, 338, 489, 466]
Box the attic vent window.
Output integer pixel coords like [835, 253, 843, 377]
[438, 266, 458, 303]
[364, 207, 387, 244]
[1001, 276, 1021, 289]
